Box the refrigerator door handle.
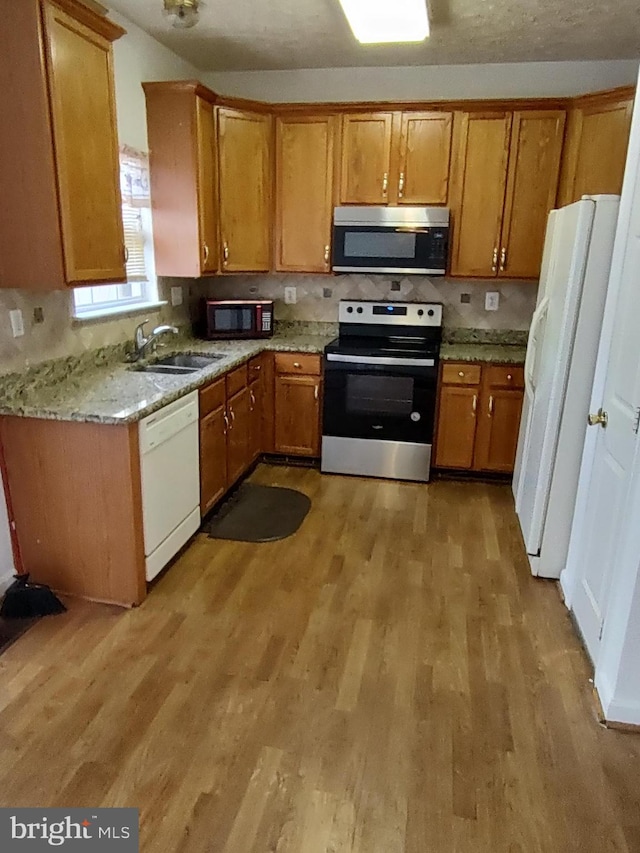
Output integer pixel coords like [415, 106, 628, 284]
[524, 296, 549, 397]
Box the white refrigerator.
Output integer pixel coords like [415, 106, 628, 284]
[513, 194, 620, 578]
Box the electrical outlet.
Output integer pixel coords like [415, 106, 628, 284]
[284, 286, 297, 305]
[390, 280, 401, 292]
[460, 293, 471, 304]
[9, 309, 24, 338]
[33, 306, 44, 324]
[323, 287, 332, 299]
[170, 286, 183, 307]
[485, 291, 500, 311]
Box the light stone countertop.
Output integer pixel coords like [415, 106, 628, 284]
[440, 343, 527, 365]
[0, 332, 335, 426]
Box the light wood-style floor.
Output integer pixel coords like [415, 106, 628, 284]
[1, 465, 639, 852]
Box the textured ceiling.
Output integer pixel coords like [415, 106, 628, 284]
[106, 0, 640, 72]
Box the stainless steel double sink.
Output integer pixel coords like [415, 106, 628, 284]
[131, 353, 224, 375]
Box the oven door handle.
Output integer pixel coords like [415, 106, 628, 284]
[326, 353, 435, 368]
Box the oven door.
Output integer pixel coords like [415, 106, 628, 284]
[322, 354, 438, 444]
[332, 225, 448, 275]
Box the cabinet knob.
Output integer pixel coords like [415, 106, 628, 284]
[491, 247, 498, 273]
[223, 241, 229, 265]
[324, 245, 330, 265]
[398, 171, 405, 198]
[499, 247, 507, 272]
[458, 371, 465, 377]
[293, 361, 302, 368]
[382, 172, 388, 197]
[507, 373, 512, 380]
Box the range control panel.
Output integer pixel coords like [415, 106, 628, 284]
[338, 301, 443, 327]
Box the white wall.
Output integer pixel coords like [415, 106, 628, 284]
[109, 10, 200, 150]
[0, 11, 201, 592]
[204, 60, 639, 104]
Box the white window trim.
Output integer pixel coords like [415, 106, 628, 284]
[71, 299, 168, 324]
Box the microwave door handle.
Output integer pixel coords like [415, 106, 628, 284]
[326, 353, 435, 367]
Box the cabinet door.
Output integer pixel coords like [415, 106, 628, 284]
[275, 115, 335, 272]
[434, 385, 478, 469]
[572, 100, 634, 201]
[340, 113, 393, 204]
[274, 374, 321, 456]
[196, 97, 219, 274]
[200, 405, 228, 516]
[449, 112, 512, 277]
[43, 2, 125, 284]
[499, 111, 566, 279]
[474, 388, 524, 473]
[226, 387, 251, 485]
[396, 112, 452, 205]
[218, 109, 272, 272]
[248, 379, 262, 463]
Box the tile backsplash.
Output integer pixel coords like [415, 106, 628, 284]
[0, 273, 536, 375]
[0, 278, 199, 375]
[204, 274, 538, 330]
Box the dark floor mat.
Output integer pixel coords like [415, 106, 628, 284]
[0, 616, 40, 656]
[204, 483, 311, 543]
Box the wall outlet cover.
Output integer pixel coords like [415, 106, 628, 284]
[9, 309, 24, 338]
[390, 280, 401, 292]
[170, 286, 183, 307]
[33, 306, 44, 324]
[284, 286, 297, 305]
[323, 287, 332, 299]
[485, 291, 500, 311]
[460, 293, 471, 304]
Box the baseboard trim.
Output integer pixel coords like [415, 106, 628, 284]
[594, 673, 640, 728]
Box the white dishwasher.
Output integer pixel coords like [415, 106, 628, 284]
[139, 390, 200, 582]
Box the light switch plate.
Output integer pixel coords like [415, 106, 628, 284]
[9, 309, 24, 338]
[171, 286, 183, 307]
[485, 291, 500, 311]
[284, 286, 297, 305]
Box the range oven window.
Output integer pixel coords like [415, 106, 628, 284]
[211, 306, 254, 332]
[346, 374, 414, 416]
[344, 231, 416, 259]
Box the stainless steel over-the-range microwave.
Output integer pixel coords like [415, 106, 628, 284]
[332, 206, 450, 275]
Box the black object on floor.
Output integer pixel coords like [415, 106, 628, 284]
[0, 615, 40, 655]
[204, 483, 311, 543]
[0, 574, 67, 619]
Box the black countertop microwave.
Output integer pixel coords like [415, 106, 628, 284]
[198, 299, 274, 339]
[332, 206, 449, 275]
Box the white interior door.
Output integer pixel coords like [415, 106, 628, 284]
[569, 160, 640, 662]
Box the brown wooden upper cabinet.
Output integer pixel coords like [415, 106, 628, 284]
[275, 114, 336, 273]
[449, 109, 565, 279]
[217, 108, 272, 272]
[339, 111, 452, 206]
[1, 0, 126, 290]
[558, 92, 634, 206]
[144, 85, 218, 278]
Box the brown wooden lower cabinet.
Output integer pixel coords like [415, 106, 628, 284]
[227, 386, 251, 486]
[273, 353, 322, 457]
[435, 361, 524, 474]
[199, 404, 228, 516]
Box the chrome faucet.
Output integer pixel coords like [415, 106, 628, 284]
[132, 320, 179, 360]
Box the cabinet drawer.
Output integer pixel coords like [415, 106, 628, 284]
[275, 353, 321, 376]
[248, 354, 264, 383]
[485, 365, 524, 389]
[226, 364, 248, 397]
[199, 378, 226, 418]
[442, 363, 481, 385]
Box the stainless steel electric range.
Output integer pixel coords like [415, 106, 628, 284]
[321, 300, 443, 483]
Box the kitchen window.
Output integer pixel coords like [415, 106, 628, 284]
[73, 147, 161, 320]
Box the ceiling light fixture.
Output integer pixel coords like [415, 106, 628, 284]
[163, 0, 200, 29]
[338, 0, 429, 44]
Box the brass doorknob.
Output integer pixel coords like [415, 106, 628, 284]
[587, 408, 608, 428]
